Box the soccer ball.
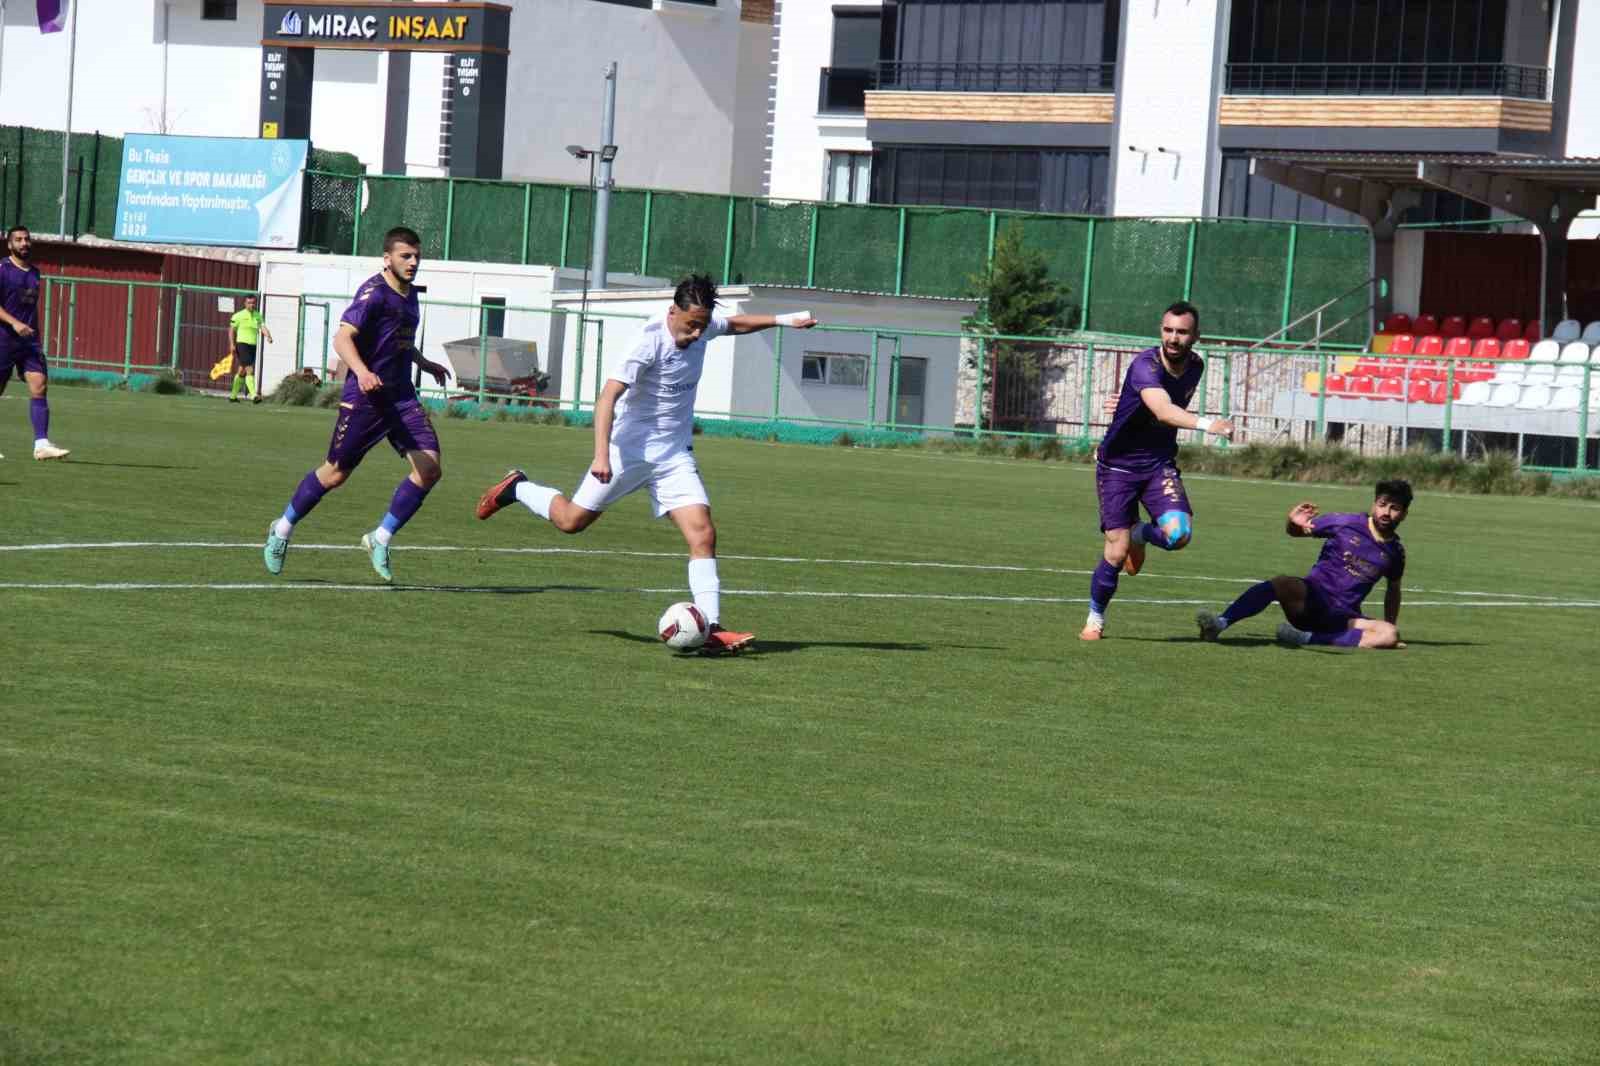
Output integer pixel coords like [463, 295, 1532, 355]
[657, 601, 709, 651]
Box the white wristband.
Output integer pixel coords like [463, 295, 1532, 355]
[776, 310, 812, 326]
[1194, 416, 1215, 433]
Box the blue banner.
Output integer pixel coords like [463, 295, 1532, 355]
[115, 135, 309, 249]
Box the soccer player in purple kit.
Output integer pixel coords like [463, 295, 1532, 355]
[1195, 480, 1411, 650]
[1081, 301, 1233, 641]
[262, 226, 451, 582]
[0, 225, 70, 461]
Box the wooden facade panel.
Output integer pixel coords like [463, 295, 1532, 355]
[1218, 96, 1552, 132]
[864, 91, 1115, 123]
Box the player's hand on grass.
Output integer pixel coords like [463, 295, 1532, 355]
[356, 369, 384, 394]
[590, 455, 613, 484]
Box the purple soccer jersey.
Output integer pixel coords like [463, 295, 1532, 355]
[1302, 512, 1406, 620]
[340, 272, 420, 403]
[1098, 348, 1204, 471]
[0, 257, 42, 347]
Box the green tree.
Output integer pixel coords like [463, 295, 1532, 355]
[964, 224, 1074, 431]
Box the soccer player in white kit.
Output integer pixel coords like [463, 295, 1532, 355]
[475, 274, 817, 654]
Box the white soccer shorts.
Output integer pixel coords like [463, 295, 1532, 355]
[570, 448, 710, 518]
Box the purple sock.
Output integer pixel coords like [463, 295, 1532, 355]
[1221, 580, 1278, 625]
[1308, 628, 1363, 648]
[379, 477, 430, 536]
[1136, 521, 1172, 549]
[29, 397, 48, 440]
[1089, 559, 1120, 614]
[284, 470, 329, 524]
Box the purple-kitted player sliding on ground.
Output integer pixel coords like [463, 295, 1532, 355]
[262, 226, 451, 583]
[0, 226, 70, 461]
[1082, 300, 1234, 641]
[1196, 479, 1412, 650]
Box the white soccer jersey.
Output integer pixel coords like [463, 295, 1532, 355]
[609, 307, 730, 460]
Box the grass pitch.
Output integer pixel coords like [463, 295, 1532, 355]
[3, 389, 1597, 1065]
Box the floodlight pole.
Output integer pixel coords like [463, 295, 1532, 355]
[57, 0, 78, 238]
[590, 62, 617, 292]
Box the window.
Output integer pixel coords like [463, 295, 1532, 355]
[202, 0, 238, 19]
[885, 0, 1120, 91]
[824, 152, 872, 204]
[479, 296, 506, 338]
[802, 353, 868, 387]
[831, 10, 883, 69]
[872, 145, 1109, 214]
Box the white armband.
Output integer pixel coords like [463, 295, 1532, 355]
[776, 310, 812, 327]
[1194, 416, 1215, 433]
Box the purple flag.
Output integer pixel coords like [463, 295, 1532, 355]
[37, 0, 68, 34]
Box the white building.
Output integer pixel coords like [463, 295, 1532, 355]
[0, 0, 774, 195]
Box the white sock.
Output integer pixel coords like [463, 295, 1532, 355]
[34, 438, 50, 449]
[1087, 609, 1105, 627]
[273, 516, 294, 539]
[372, 526, 393, 546]
[688, 557, 721, 626]
[514, 480, 560, 520]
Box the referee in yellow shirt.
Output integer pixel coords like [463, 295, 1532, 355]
[228, 295, 273, 404]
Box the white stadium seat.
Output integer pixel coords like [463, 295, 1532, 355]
[1559, 341, 1591, 364]
[1491, 364, 1525, 385]
[1523, 362, 1558, 386]
[1552, 319, 1583, 342]
[1456, 380, 1493, 406]
[1528, 339, 1563, 362]
[1516, 384, 1553, 409]
[1547, 386, 1582, 410]
[1487, 382, 1521, 407]
[1582, 321, 1600, 345]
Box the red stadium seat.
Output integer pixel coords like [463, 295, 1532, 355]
[1413, 314, 1439, 335]
[1524, 320, 1542, 342]
[1382, 313, 1412, 334]
[1388, 333, 1417, 356]
[1354, 358, 1385, 377]
[1408, 379, 1434, 403]
[1377, 378, 1403, 400]
[1444, 337, 1473, 358]
[1496, 318, 1523, 341]
[1440, 315, 1468, 338]
[1431, 380, 1462, 403]
[1324, 373, 1348, 394]
[1416, 335, 1445, 356]
[1412, 360, 1444, 381]
[1472, 337, 1502, 359]
[1503, 338, 1531, 360]
[1354, 376, 1379, 396]
[1467, 316, 1496, 339]
[1378, 358, 1407, 377]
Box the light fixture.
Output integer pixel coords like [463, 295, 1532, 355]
[599, 144, 619, 163]
[565, 145, 589, 159]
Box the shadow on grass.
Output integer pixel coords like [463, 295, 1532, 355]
[588, 629, 963, 654]
[1126, 635, 1485, 649]
[58, 460, 196, 471]
[390, 583, 604, 595]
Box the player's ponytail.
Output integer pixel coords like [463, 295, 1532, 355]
[673, 274, 719, 312]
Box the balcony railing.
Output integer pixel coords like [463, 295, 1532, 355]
[818, 67, 874, 113]
[876, 61, 1116, 94]
[1225, 62, 1549, 99]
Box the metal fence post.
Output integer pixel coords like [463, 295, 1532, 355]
[67, 280, 78, 368]
[640, 189, 653, 276]
[894, 207, 907, 296]
[772, 325, 783, 420]
[1442, 358, 1457, 451]
[974, 335, 987, 436]
[443, 178, 455, 260]
[1220, 349, 1233, 448]
[520, 184, 532, 265]
[1314, 349, 1328, 440]
[477, 303, 488, 406]
[593, 320, 605, 407]
[1280, 223, 1300, 335]
[888, 334, 902, 429]
[572, 312, 585, 412]
[560, 188, 573, 269]
[1079, 218, 1096, 331]
[722, 196, 735, 283]
[41, 278, 51, 356]
[1577, 365, 1591, 472]
[295, 295, 306, 373]
[986, 211, 998, 273]
[123, 281, 134, 378]
[171, 288, 184, 373]
[1080, 342, 1095, 443]
[805, 208, 819, 288]
[350, 176, 362, 256]
[1182, 220, 1198, 300]
[868, 331, 880, 430]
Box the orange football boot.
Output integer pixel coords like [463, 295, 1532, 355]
[476, 469, 526, 520]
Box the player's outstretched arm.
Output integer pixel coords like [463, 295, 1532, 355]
[333, 323, 382, 394]
[1285, 501, 1319, 537]
[725, 313, 818, 336]
[1138, 387, 1234, 440]
[407, 344, 451, 386]
[1384, 580, 1405, 648]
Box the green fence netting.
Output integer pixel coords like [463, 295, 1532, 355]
[1287, 225, 1371, 345]
[645, 190, 728, 281]
[1012, 214, 1091, 322]
[728, 198, 812, 287]
[524, 184, 567, 266]
[1087, 219, 1189, 336]
[603, 189, 648, 276]
[451, 180, 525, 264]
[816, 203, 899, 293]
[1191, 220, 1290, 342]
[359, 176, 448, 259]
[902, 207, 989, 299]
[303, 148, 361, 253]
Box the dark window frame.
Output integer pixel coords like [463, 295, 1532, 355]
[201, 0, 239, 20]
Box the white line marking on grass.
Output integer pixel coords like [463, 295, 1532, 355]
[1, 580, 1595, 609]
[6, 540, 1586, 602]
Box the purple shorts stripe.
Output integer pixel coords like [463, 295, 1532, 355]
[1094, 461, 1192, 532]
[325, 399, 441, 471]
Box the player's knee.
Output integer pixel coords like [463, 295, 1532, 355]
[416, 466, 442, 489]
[1157, 510, 1192, 550]
[319, 467, 349, 489]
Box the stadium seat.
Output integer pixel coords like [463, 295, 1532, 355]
[1495, 318, 1523, 341]
[1491, 363, 1525, 386]
[1529, 339, 1562, 363]
[1416, 335, 1445, 356]
[1502, 338, 1530, 360]
[1516, 384, 1553, 409]
[1369, 333, 1394, 354]
[1353, 358, 1385, 378]
[1487, 382, 1521, 407]
[1548, 386, 1582, 410]
[1382, 313, 1412, 334]
[1557, 343, 1591, 384]
[1408, 379, 1433, 403]
[1468, 316, 1496, 339]
[1323, 373, 1347, 394]
[1583, 321, 1600, 345]
[1378, 357, 1408, 378]
[1440, 315, 1467, 338]
[1353, 376, 1378, 396]
[1387, 333, 1417, 356]
[1552, 319, 1582, 342]
[1456, 381, 1493, 406]
[1524, 320, 1542, 342]
[1444, 337, 1474, 361]
[1470, 337, 1501, 359]
[1377, 378, 1402, 400]
[1413, 314, 1439, 336]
